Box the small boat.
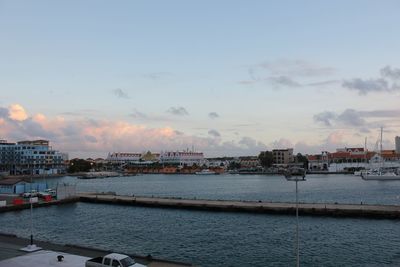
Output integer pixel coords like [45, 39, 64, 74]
[361, 170, 400, 180]
[195, 169, 217, 175]
[354, 170, 362, 176]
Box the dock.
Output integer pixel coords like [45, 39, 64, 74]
[78, 193, 400, 219]
[2, 193, 400, 219]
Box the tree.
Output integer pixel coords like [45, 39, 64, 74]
[295, 153, 309, 169]
[258, 151, 274, 168]
[68, 158, 92, 173]
[228, 161, 241, 170]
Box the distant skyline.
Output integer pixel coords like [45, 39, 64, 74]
[1, 0, 400, 158]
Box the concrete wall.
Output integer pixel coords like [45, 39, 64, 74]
[57, 184, 76, 200]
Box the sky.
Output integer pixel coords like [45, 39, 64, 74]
[1, 0, 400, 158]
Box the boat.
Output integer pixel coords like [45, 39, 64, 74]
[361, 169, 400, 180]
[362, 127, 400, 180]
[354, 170, 364, 176]
[195, 169, 217, 175]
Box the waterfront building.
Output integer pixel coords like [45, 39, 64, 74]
[0, 178, 47, 194]
[239, 156, 261, 168]
[396, 136, 400, 154]
[0, 140, 16, 175]
[140, 151, 160, 162]
[0, 178, 26, 194]
[308, 147, 400, 172]
[106, 152, 143, 164]
[106, 152, 160, 165]
[0, 139, 67, 175]
[307, 151, 329, 170]
[336, 147, 365, 155]
[206, 158, 230, 169]
[272, 148, 294, 166]
[159, 150, 205, 167]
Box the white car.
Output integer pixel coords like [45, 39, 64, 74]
[22, 190, 39, 198]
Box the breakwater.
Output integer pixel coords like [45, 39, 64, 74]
[3, 192, 400, 219]
[0, 197, 79, 213]
[78, 193, 400, 219]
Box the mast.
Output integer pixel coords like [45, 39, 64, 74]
[380, 127, 383, 156]
[364, 137, 367, 164]
[380, 127, 383, 171]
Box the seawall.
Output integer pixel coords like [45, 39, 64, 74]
[78, 193, 400, 219]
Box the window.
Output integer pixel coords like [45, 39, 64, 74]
[103, 258, 111, 265]
[120, 257, 135, 267]
[112, 260, 121, 267]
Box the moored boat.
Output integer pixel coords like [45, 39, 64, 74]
[361, 170, 400, 180]
[195, 169, 217, 175]
[361, 127, 400, 180]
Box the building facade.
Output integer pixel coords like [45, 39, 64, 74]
[106, 152, 143, 164]
[159, 151, 205, 166]
[272, 148, 294, 165]
[0, 139, 67, 175]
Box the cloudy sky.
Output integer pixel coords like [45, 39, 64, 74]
[1, 0, 400, 158]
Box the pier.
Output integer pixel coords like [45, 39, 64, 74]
[0, 197, 79, 213]
[2, 193, 400, 219]
[78, 193, 400, 219]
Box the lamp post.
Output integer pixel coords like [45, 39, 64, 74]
[284, 167, 306, 267]
[21, 166, 41, 252]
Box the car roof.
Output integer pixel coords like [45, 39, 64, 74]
[105, 253, 130, 261]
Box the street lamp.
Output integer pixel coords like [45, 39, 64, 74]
[20, 172, 42, 252]
[284, 167, 306, 267]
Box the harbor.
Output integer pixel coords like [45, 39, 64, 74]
[1, 173, 400, 266]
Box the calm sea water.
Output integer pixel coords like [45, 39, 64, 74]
[2, 174, 400, 266]
[48, 173, 400, 205]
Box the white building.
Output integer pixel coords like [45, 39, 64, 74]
[106, 152, 143, 164]
[159, 151, 205, 166]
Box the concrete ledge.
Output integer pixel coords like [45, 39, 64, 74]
[78, 193, 400, 220]
[0, 198, 79, 213]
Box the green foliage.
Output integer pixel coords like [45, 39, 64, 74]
[258, 151, 274, 168]
[295, 153, 309, 168]
[228, 161, 241, 170]
[68, 159, 92, 173]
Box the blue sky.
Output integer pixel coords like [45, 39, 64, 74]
[1, 0, 400, 158]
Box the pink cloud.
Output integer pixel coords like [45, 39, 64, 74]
[1, 104, 377, 158]
[8, 104, 28, 121]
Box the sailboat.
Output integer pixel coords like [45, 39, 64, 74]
[361, 127, 400, 180]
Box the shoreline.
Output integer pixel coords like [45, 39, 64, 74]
[1, 171, 353, 179]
